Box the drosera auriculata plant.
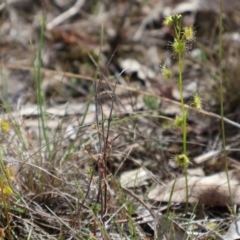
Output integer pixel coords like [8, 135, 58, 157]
[161, 14, 201, 209]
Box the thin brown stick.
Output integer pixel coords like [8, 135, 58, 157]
[1, 63, 240, 129]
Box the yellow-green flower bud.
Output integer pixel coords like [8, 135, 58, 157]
[161, 64, 171, 81]
[192, 93, 202, 109]
[174, 154, 189, 167]
[174, 115, 184, 128]
[172, 39, 186, 54]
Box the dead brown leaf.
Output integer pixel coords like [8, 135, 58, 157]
[148, 170, 240, 206]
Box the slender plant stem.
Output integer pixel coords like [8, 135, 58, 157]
[178, 54, 187, 154]
[178, 52, 188, 209]
[218, 0, 233, 209]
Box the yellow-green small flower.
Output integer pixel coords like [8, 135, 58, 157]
[2, 185, 13, 195]
[163, 16, 174, 26]
[174, 154, 189, 167]
[174, 14, 182, 21]
[0, 120, 9, 132]
[163, 14, 183, 26]
[160, 64, 171, 81]
[183, 26, 195, 42]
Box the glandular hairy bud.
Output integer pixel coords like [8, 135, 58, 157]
[174, 153, 189, 167]
[172, 39, 186, 55]
[160, 64, 171, 81]
[192, 92, 203, 110]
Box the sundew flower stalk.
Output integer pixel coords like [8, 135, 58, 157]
[162, 14, 196, 209]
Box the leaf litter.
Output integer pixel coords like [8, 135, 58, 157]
[1, 0, 240, 239]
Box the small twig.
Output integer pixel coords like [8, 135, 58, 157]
[46, 0, 86, 31]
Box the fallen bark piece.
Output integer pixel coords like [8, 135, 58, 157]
[148, 170, 240, 206]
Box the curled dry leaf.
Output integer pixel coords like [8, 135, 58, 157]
[148, 170, 240, 206]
